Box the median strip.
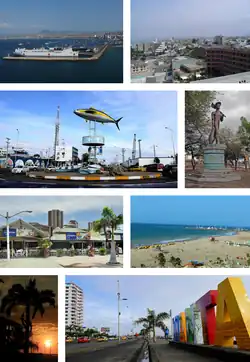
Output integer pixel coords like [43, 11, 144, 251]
[29, 174, 162, 181]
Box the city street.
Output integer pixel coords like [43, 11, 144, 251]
[66, 340, 144, 362]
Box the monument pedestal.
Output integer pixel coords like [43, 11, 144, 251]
[187, 144, 241, 183]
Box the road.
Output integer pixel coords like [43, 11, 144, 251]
[66, 339, 144, 362]
[150, 342, 222, 362]
[0, 170, 177, 188]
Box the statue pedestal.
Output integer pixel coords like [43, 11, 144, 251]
[187, 144, 241, 183]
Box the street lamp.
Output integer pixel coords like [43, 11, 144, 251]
[165, 127, 176, 159]
[153, 145, 158, 158]
[0, 210, 32, 260]
[15, 129, 20, 165]
[5, 138, 10, 167]
[117, 280, 128, 342]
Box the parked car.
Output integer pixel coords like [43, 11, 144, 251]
[162, 164, 177, 179]
[146, 163, 164, 172]
[66, 337, 73, 343]
[78, 337, 90, 343]
[11, 165, 30, 174]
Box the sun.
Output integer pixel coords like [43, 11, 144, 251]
[44, 340, 52, 348]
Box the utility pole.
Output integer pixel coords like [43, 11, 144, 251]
[138, 139, 142, 158]
[117, 280, 121, 342]
[5, 138, 10, 167]
[153, 144, 157, 158]
[165, 127, 176, 159]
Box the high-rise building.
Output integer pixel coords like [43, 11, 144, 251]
[48, 209, 64, 229]
[65, 282, 84, 327]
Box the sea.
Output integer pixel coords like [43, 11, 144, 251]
[131, 223, 242, 248]
[0, 39, 123, 83]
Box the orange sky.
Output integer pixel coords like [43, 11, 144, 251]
[0, 275, 58, 354]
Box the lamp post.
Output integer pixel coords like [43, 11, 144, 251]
[153, 145, 158, 158]
[165, 127, 176, 159]
[0, 210, 32, 260]
[117, 280, 127, 342]
[15, 129, 20, 165]
[5, 138, 10, 167]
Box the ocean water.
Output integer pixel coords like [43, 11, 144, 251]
[131, 223, 238, 247]
[0, 39, 123, 83]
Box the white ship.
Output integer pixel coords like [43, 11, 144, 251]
[13, 46, 79, 58]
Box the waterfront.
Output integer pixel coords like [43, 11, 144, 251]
[0, 39, 123, 83]
[131, 223, 238, 247]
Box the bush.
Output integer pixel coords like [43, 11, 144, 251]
[57, 249, 63, 257]
[99, 247, 107, 255]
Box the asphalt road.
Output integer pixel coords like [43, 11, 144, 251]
[0, 170, 177, 188]
[66, 340, 144, 362]
[150, 342, 222, 362]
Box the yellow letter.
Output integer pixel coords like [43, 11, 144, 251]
[215, 277, 250, 350]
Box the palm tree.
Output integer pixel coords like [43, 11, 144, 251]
[1, 278, 56, 355]
[93, 218, 109, 248]
[101, 207, 123, 265]
[134, 308, 170, 343]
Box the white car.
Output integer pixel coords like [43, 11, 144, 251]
[11, 166, 30, 174]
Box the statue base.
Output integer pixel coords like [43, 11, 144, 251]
[187, 144, 241, 183]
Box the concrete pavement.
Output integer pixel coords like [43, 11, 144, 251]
[149, 341, 221, 362]
[66, 340, 144, 362]
[0, 255, 123, 268]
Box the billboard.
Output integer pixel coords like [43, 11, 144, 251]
[66, 232, 84, 241]
[2, 228, 16, 237]
[100, 327, 110, 333]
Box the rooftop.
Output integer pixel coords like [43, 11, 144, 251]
[191, 71, 250, 83]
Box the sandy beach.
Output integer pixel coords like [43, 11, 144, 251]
[131, 231, 250, 268]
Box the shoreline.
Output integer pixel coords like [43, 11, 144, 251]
[132, 231, 238, 249]
[131, 231, 250, 268]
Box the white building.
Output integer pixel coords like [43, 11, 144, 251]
[55, 145, 78, 163]
[65, 282, 84, 327]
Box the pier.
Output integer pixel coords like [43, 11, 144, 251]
[2, 44, 109, 61]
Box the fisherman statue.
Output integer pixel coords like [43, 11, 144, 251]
[208, 101, 226, 144]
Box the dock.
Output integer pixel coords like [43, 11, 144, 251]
[2, 44, 109, 61]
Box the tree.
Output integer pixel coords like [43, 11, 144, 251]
[82, 153, 89, 163]
[93, 218, 109, 248]
[220, 127, 242, 170]
[185, 91, 216, 169]
[134, 308, 170, 343]
[154, 157, 160, 164]
[101, 207, 123, 265]
[155, 253, 166, 267]
[1, 278, 55, 355]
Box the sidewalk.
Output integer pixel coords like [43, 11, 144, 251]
[149, 341, 220, 362]
[0, 255, 123, 268]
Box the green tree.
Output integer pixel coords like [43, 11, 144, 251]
[82, 153, 89, 163]
[101, 207, 123, 265]
[155, 253, 166, 267]
[1, 278, 56, 355]
[134, 308, 170, 343]
[185, 91, 216, 169]
[220, 127, 242, 170]
[238, 117, 250, 148]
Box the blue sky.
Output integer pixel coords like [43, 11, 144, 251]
[65, 275, 250, 335]
[0, 91, 177, 162]
[131, 196, 250, 227]
[131, 0, 250, 42]
[0, 0, 123, 34]
[0, 196, 122, 227]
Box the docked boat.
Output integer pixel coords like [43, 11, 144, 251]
[13, 46, 79, 58]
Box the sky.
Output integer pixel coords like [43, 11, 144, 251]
[0, 196, 122, 227]
[200, 91, 250, 132]
[0, 91, 177, 162]
[0, 0, 123, 34]
[131, 196, 250, 227]
[0, 275, 58, 354]
[131, 0, 250, 42]
[65, 275, 250, 335]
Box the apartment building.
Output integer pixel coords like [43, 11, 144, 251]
[65, 282, 84, 327]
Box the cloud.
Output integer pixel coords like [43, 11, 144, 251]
[0, 22, 11, 29]
[0, 91, 177, 162]
[0, 196, 123, 218]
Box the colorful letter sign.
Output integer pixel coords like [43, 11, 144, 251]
[215, 277, 250, 350]
[172, 277, 250, 350]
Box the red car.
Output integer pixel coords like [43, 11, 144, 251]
[78, 337, 90, 343]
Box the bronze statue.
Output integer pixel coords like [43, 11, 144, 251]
[208, 101, 226, 144]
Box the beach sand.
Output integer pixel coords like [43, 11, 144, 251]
[131, 231, 250, 268]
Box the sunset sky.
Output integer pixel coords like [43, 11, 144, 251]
[0, 275, 58, 354]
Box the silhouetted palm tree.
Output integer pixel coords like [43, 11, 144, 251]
[134, 308, 170, 343]
[1, 278, 55, 355]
